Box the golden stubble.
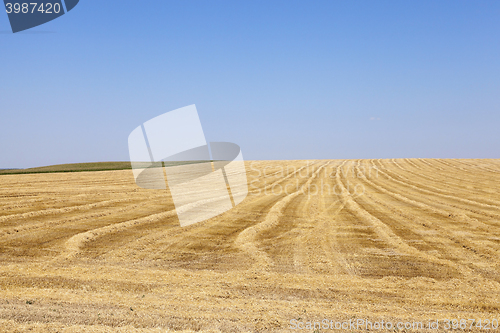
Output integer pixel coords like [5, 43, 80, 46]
[0, 159, 499, 332]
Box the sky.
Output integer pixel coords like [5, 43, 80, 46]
[1, 0, 499, 168]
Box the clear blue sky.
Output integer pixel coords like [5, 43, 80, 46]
[1, 1, 499, 168]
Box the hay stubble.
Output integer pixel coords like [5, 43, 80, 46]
[0, 159, 499, 332]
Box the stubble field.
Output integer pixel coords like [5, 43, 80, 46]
[0, 159, 499, 332]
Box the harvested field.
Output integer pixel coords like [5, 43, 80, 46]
[0, 159, 499, 332]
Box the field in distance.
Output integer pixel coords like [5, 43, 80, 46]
[0, 161, 133, 175]
[0, 161, 210, 175]
[0, 159, 499, 332]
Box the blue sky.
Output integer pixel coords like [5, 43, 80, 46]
[1, 0, 499, 168]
